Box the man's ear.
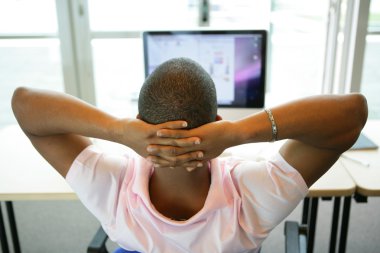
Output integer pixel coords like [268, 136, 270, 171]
[216, 114, 222, 121]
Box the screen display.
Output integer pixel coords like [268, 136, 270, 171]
[143, 30, 266, 108]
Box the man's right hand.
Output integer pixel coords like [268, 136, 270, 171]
[146, 120, 237, 171]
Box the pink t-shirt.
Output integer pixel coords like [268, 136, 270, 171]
[66, 145, 308, 253]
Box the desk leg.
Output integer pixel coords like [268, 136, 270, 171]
[6, 202, 21, 253]
[338, 197, 351, 253]
[302, 197, 310, 225]
[307, 197, 319, 253]
[329, 197, 341, 253]
[0, 202, 10, 253]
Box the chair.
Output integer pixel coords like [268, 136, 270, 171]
[87, 221, 307, 253]
[87, 227, 108, 253]
[284, 221, 308, 253]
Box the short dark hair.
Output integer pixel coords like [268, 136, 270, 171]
[138, 58, 217, 129]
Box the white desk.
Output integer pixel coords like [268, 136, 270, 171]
[0, 126, 76, 201]
[0, 125, 357, 253]
[341, 120, 380, 197]
[0, 126, 75, 253]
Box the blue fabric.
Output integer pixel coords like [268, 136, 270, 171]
[113, 248, 140, 253]
[113, 248, 260, 253]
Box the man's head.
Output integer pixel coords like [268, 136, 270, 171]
[138, 58, 217, 129]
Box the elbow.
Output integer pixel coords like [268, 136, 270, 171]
[350, 93, 368, 130]
[11, 87, 32, 126]
[342, 93, 368, 150]
[357, 93, 368, 127]
[12, 87, 28, 114]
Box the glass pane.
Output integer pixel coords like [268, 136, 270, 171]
[361, 0, 380, 119]
[0, 39, 64, 127]
[368, 0, 380, 32]
[88, 0, 198, 31]
[92, 39, 144, 118]
[267, 0, 329, 105]
[0, 0, 58, 34]
[209, 0, 270, 29]
[361, 35, 380, 119]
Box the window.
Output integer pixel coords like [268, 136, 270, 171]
[208, 0, 270, 29]
[0, 0, 57, 34]
[91, 38, 143, 117]
[361, 0, 380, 119]
[268, 0, 329, 105]
[88, 0, 198, 31]
[88, 0, 199, 116]
[0, 0, 373, 128]
[0, 0, 64, 127]
[88, 0, 330, 114]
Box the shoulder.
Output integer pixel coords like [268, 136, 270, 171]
[226, 153, 308, 233]
[65, 145, 140, 226]
[65, 145, 134, 190]
[228, 153, 307, 188]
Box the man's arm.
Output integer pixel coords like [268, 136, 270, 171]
[236, 94, 368, 186]
[11, 87, 201, 177]
[151, 94, 368, 187]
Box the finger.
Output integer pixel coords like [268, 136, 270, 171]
[147, 145, 182, 156]
[161, 151, 204, 167]
[171, 137, 201, 147]
[156, 120, 188, 130]
[147, 151, 204, 167]
[156, 129, 190, 138]
[147, 156, 205, 171]
[148, 144, 204, 158]
[184, 161, 205, 172]
[146, 156, 172, 168]
[150, 137, 201, 147]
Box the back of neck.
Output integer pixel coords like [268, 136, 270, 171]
[148, 165, 211, 220]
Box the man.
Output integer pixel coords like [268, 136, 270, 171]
[12, 58, 367, 253]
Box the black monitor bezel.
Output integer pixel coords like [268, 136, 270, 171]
[143, 30, 267, 108]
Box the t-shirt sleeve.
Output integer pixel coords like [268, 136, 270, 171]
[65, 145, 128, 226]
[232, 152, 309, 235]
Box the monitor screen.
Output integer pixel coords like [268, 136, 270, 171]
[143, 30, 267, 108]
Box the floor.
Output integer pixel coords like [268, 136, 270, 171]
[1, 196, 380, 253]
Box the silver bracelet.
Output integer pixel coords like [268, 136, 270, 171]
[264, 108, 278, 142]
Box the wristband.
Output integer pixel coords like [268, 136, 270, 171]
[264, 108, 278, 142]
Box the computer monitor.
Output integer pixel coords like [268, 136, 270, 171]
[143, 30, 267, 112]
